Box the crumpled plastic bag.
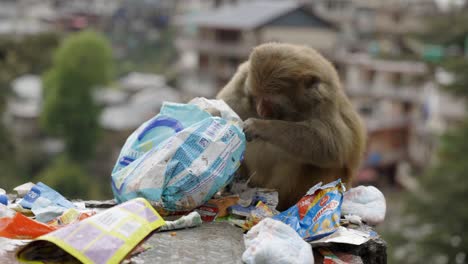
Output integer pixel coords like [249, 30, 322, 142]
[111, 98, 246, 212]
[242, 218, 314, 264]
[341, 185, 386, 225]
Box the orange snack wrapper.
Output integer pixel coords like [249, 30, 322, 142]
[0, 213, 56, 239]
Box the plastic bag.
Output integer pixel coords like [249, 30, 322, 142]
[242, 218, 314, 264]
[341, 185, 386, 225]
[111, 98, 246, 212]
[273, 179, 345, 241]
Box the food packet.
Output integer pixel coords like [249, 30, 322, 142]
[17, 198, 165, 264]
[0, 204, 56, 239]
[206, 195, 239, 217]
[47, 208, 95, 227]
[19, 182, 75, 210]
[241, 201, 276, 230]
[273, 179, 345, 241]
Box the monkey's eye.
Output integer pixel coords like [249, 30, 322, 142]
[304, 76, 321, 89]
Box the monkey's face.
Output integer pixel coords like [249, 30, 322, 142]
[247, 43, 340, 121]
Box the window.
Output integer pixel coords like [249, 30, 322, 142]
[215, 29, 241, 43]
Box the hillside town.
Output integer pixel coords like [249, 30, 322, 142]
[0, 0, 467, 263]
[2, 0, 463, 188]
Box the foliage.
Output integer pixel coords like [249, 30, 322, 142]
[36, 155, 102, 199]
[440, 58, 468, 98]
[0, 33, 60, 190]
[399, 123, 468, 263]
[419, 12, 468, 49]
[41, 31, 113, 162]
[114, 27, 177, 75]
[393, 13, 468, 264]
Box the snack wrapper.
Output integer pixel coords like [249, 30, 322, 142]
[47, 208, 95, 227]
[241, 201, 276, 230]
[0, 206, 56, 239]
[273, 179, 345, 241]
[19, 182, 75, 210]
[17, 198, 165, 264]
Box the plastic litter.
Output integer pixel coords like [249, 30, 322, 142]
[159, 211, 202, 231]
[0, 204, 15, 218]
[111, 98, 246, 212]
[0, 204, 56, 239]
[47, 208, 95, 227]
[319, 249, 363, 264]
[206, 195, 239, 217]
[341, 185, 386, 225]
[0, 188, 7, 206]
[311, 226, 371, 246]
[242, 218, 314, 264]
[273, 179, 345, 241]
[19, 182, 75, 210]
[31, 197, 67, 223]
[196, 203, 219, 222]
[241, 201, 276, 230]
[13, 182, 35, 198]
[17, 198, 165, 264]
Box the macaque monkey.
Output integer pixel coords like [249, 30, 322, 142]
[216, 43, 366, 210]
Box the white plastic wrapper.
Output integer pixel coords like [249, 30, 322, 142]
[341, 186, 386, 225]
[242, 218, 314, 264]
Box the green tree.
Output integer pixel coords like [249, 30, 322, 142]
[393, 14, 468, 263]
[0, 33, 60, 190]
[41, 31, 113, 161]
[36, 155, 101, 199]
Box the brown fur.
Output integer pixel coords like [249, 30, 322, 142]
[216, 43, 366, 210]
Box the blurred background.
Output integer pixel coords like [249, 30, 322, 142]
[0, 0, 467, 262]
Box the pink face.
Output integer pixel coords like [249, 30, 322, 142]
[247, 74, 316, 121]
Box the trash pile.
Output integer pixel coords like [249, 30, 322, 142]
[0, 98, 387, 264]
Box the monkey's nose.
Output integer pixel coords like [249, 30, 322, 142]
[256, 98, 273, 119]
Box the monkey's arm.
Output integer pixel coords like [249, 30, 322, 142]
[243, 118, 354, 168]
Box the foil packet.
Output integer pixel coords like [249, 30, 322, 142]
[273, 179, 345, 241]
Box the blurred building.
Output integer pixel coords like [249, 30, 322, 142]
[175, 1, 338, 97]
[0, 0, 54, 35]
[172, 0, 465, 186]
[336, 52, 465, 184]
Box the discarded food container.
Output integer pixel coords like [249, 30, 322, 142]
[273, 179, 345, 241]
[111, 98, 246, 212]
[17, 198, 165, 264]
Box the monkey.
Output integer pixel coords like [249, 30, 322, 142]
[216, 43, 366, 210]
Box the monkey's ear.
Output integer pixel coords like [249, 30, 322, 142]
[304, 75, 321, 89]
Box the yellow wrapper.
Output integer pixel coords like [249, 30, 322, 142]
[17, 198, 165, 264]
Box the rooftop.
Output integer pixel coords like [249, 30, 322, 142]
[188, 1, 302, 30]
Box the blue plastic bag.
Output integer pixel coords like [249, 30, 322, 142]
[111, 98, 246, 212]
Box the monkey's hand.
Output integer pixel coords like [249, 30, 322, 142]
[243, 118, 263, 141]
